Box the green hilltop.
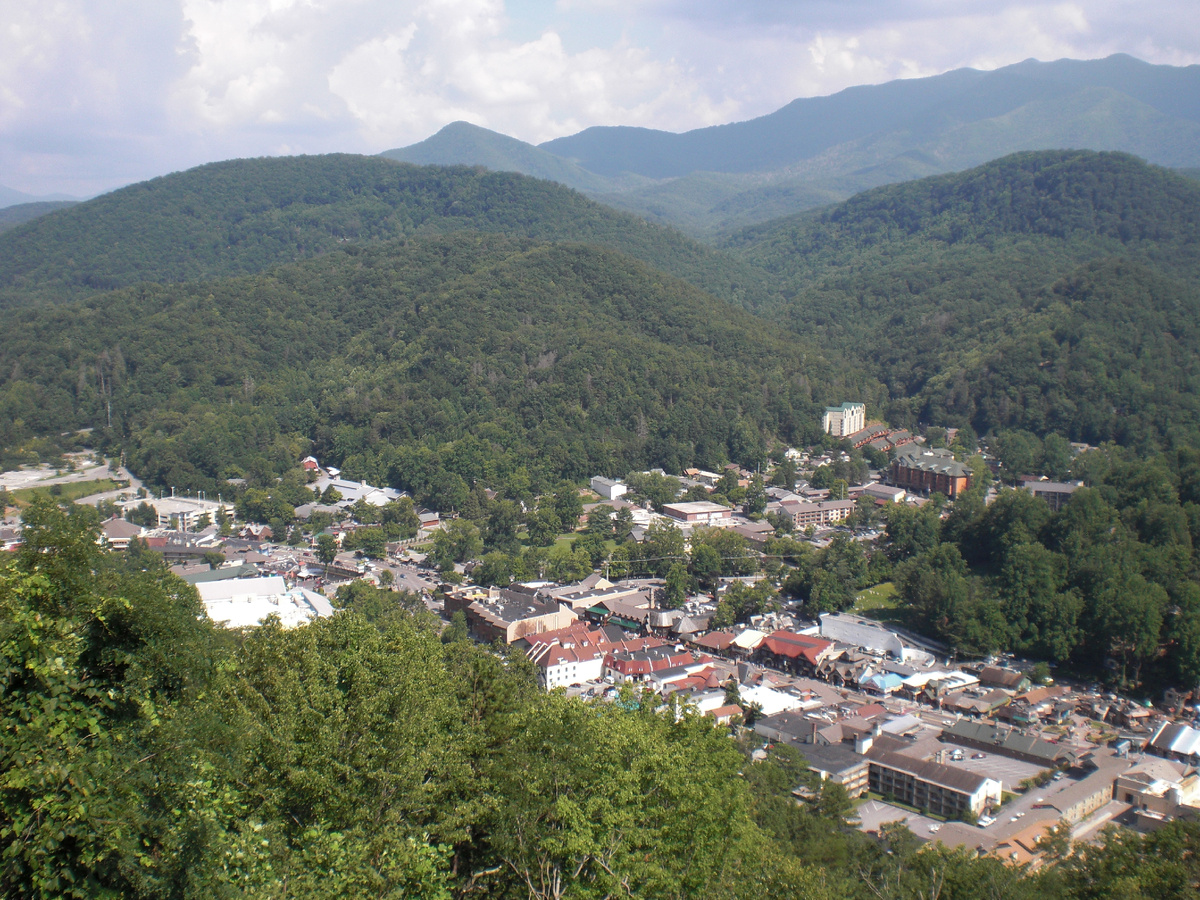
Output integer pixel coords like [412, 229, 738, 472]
[0, 153, 774, 310]
[726, 150, 1200, 447]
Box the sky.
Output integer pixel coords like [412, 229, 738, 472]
[1, 0, 1197, 198]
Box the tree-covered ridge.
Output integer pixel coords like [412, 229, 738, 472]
[0, 233, 853, 495]
[725, 151, 1200, 448]
[0, 200, 77, 234]
[0, 154, 775, 310]
[729, 151, 1200, 272]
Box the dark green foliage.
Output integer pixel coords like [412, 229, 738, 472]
[0, 234, 828, 495]
[0, 201, 77, 234]
[0, 154, 774, 311]
[729, 151, 1200, 450]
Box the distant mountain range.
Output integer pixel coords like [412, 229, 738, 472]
[383, 54, 1200, 238]
[0, 184, 80, 209]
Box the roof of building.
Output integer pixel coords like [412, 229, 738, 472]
[796, 742, 870, 777]
[663, 501, 732, 516]
[1150, 721, 1200, 757]
[196, 576, 333, 628]
[761, 630, 835, 665]
[695, 631, 737, 651]
[943, 720, 1071, 764]
[892, 446, 972, 478]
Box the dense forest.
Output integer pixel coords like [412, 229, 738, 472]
[0, 233, 861, 494]
[727, 151, 1200, 449]
[5, 501, 1200, 900]
[0, 155, 773, 311]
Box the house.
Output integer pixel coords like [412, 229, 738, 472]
[889, 446, 973, 499]
[822, 402, 866, 437]
[100, 515, 144, 551]
[590, 477, 628, 501]
[980, 666, 1032, 692]
[706, 704, 743, 725]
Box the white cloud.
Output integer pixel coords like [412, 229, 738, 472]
[0, 0, 1197, 195]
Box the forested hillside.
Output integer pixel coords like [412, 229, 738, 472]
[0, 234, 857, 496]
[728, 151, 1200, 448]
[0, 200, 77, 234]
[0, 154, 774, 310]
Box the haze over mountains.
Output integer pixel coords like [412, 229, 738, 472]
[384, 54, 1200, 238]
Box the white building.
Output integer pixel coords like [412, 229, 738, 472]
[590, 477, 628, 500]
[662, 501, 733, 527]
[119, 495, 232, 531]
[311, 475, 404, 507]
[822, 402, 866, 437]
[197, 576, 334, 629]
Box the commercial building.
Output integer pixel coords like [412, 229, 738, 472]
[662, 501, 733, 526]
[1024, 481, 1082, 511]
[446, 586, 578, 643]
[941, 720, 1075, 768]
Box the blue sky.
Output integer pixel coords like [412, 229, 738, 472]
[1, 0, 1197, 197]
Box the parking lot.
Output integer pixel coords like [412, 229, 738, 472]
[857, 799, 947, 837]
[948, 751, 1048, 792]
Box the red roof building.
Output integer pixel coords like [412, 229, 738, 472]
[759, 630, 836, 672]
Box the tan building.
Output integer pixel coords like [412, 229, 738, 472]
[446, 585, 578, 643]
[822, 402, 866, 437]
[662, 501, 733, 526]
[776, 498, 855, 528]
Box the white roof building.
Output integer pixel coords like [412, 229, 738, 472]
[197, 576, 335, 629]
[311, 476, 404, 507]
[739, 684, 805, 717]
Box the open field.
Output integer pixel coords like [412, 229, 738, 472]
[10, 478, 124, 504]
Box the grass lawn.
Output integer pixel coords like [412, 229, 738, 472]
[852, 582, 922, 630]
[11, 478, 124, 505]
